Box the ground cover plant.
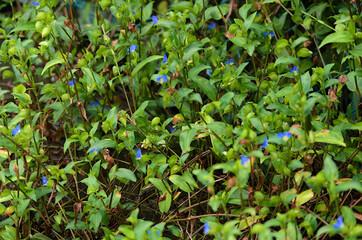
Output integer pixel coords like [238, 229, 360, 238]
[0, 0, 361, 239]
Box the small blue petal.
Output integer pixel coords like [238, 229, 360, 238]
[204, 222, 210, 234]
[90, 148, 100, 154]
[11, 124, 20, 136]
[56, 122, 60, 126]
[32, 2, 39, 7]
[261, 137, 268, 149]
[208, 23, 217, 29]
[333, 216, 343, 229]
[226, 59, 234, 64]
[163, 54, 168, 64]
[69, 78, 76, 86]
[42, 176, 48, 185]
[156, 74, 167, 83]
[290, 66, 299, 74]
[264, 31, 274, 37]
[152, 15, 158, 25]
[136, 148, 142, 159]
[90, 101, 99, 106]
[147, 230, 150, 234]
[132, 11, 135, 16]
[240, 155, 249, 166]
[170, 127, 175, 133]
[127, 44, 137, 53]
[276, 131, 292, 140]
[156, 231, 161, 234]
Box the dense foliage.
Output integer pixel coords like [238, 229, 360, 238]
[0, 0, 361, 239]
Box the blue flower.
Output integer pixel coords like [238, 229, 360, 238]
[261, 137, 268, 149]
[240, 155, 249, 166]
[127, 44, 137, 53]
[56, 122, 60, 126]
[170, 126, 175, 133]
[208, 23, 217, 29]
[11, 124, 20, 136]
[156, 74, 168, 83]
[90, 148, 100, 154]
[32, 2, 39, 7]
[163, 54, 168, 64]
[263, 31, 274, 37]
[204, 222, 210, 234]
[152, 15, 158, 25]
[136, 148, 142, 159]
[277, 131, 292, 140]
[290, 66, 299, 74]
[132, 11, 135, 16]
[333, 216, 343, 229]
[69, 78, 76, 86]
[90, 101, 99, 106]
[225, 59, 234, 64]
[42, 176, 48, 185]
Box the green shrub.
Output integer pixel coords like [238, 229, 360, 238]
[0, 0, 361, 239]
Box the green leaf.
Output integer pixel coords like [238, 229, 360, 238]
[149, 178, 170, 193]
[132, 56, 163, 77]
[133, 101, 149, 118]
[32, 233, 53, 240]
[189, 64, 210, 79]
[15, 198, 30, 216]
[10, 21, 36, 33]
[88, 139, 117, 152]
[159, 192, 171, 213]
[114, 168, 136, 182]
[156, 20, 177, 28]
[295, 189, 314, 206]
[41, 58, 65, 75]
[336, 180, 362, 193]
[207, 122, 226, 136]
[250, 117, 264, 132]
[179, 128, 197, 153]
[81, 173, 100, 194]
[205, 5, 229, 21]
[239, 4, 252, 20]
[319, 31, 354, 49]
[89, 211, 102, 232]
[219, 92, 234, 109]
[275, 56, 298, 66]
[349, 122, 362, 130]
[292, 36, 309, 48]
[169, 175, 193, 192]
[64, 137, 79, 153]
[229, 37, 247, 47]
[142, 2, 153, 22]
[324, 155, 339, 182]
[244, 12, 257, 31]
[315, 130, 346, 147]
[350, 43, 362, 57]
[189, 76, 217, 101]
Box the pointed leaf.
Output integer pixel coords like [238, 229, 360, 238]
[132, 55, 163, 77]
[41, 58, 65, 75]
[319, 31, 354, 49]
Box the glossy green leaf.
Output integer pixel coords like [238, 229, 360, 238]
[169, 175, 193, 192]
[131, 56, 163, 77]
[41, 58, 65, 75]
[319, 31, 354, 49]
[296, 189, 314, 206]
[179, 128, 197, 153]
